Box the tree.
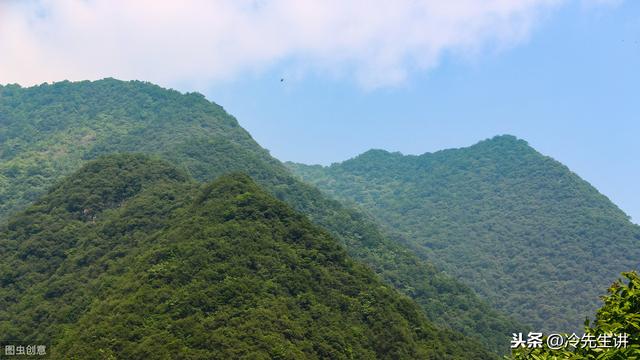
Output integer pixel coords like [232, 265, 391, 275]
[509, 272, 640, 359]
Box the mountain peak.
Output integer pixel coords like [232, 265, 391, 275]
[472, 134, 531, 150]
[340, 148, 402, 168]
[0, 152, 494, 359]
[289, 133, 640, 333]
[41, 154, 189, 216]
[1, 80, 520, 355]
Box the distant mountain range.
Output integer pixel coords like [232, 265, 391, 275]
[0, 79, 518, 355]
[287, 135, 640, 332]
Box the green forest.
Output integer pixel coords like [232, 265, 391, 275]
[0, 79, 517, 355]
[509, 271, 640, 359]
[0, 154, 496, 359]
[288, 137, 640, 332]
[1, 79, 638, 359]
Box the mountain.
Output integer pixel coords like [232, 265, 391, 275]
[0, 79, 519, 353]
[0, 154, 497, 359]
[287, 135, 640, 332]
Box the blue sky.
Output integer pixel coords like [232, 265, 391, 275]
[206, 1, 640, 223]
[1, 0, 638, 222]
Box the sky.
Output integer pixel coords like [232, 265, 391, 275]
[0, 0, 638, 222]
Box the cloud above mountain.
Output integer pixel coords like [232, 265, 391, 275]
[0, 0, 620, 89]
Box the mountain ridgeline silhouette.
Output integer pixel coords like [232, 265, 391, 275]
[287, 135, 640, 332]
[0, 79, 518, 354]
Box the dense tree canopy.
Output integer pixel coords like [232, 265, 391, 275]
[288, 136, 640, 332]
[0, 155, 496, 359]
[0, 79, 518, 353]
[510, 272, 640, 359]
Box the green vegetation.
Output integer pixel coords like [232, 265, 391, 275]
[0, 154, 496, 359]
[0, 79, 519, 353]
[509, 272, 640, 359]
[288, 135, 640, 332]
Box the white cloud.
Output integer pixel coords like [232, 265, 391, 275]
[0, 0, 619, 89]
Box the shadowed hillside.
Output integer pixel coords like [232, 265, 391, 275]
[0, 154, 497, 359]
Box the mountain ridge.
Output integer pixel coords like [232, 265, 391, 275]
[0, 79, 519, 353]
[1, 154, 496, 359]
[288, 134, 640, 331]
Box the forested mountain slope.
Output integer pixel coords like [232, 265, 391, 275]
[287, 135, 640, 332]
[0, 79, 518, 353]
[0, 154, 497, 359]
